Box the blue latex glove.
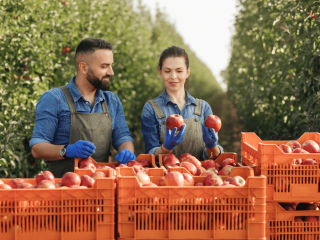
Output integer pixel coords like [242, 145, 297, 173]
[115, 149, 136, 164]
[202, 124, 219, 149]
[162, 124, 186, 150]
[66, 140, 96, 158]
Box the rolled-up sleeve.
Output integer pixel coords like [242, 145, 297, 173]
[29, 91, 59, 148]
[141, 102, 161, 154]
[111, 94, 134, 150]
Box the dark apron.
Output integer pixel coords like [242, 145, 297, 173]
[148, 98, 206, 160]
[48, 86, 113, 178]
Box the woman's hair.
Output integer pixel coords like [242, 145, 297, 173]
[158, 46, 189, 70]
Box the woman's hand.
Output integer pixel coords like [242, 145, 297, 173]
[202, 124, 219, 149]
[162, 124, 186, 150]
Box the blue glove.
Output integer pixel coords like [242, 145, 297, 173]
[115, 149, 136, 164]
[66, 140, 96, 158]
[162, 124, 186, 150]
[202, 124, 219, 149]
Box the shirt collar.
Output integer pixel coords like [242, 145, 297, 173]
[161, 89, 198, 106]
[67, 76, 105, 103]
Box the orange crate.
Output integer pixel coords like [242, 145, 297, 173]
[0, 177, 115, 240]
[266, 202, 320, 240]
[116, 166, 266, 240]
[159, 153, 240, 175]
[241, 132, 320, 202]
[75, 154, 157, 177]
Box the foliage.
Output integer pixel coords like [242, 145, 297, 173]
[227, 0, 320, 140]
[0, 0, 221, 177]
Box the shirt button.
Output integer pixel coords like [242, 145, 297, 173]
[175, 106, 177, 108]
[86, 102, 89, 104]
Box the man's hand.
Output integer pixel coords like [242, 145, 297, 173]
[115, 149, 136, 164]
[162, 124, 186, 150]
[202, 124, 218, 149]
[66, 140, 96, 158]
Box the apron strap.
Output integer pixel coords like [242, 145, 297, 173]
[194, 98, 202, 116]
[147, 100, 166, 119]
[60, 86, 77, 113]
[101, 99, 111, 116]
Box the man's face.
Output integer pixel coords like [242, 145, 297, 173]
[86, 49, 114, 91]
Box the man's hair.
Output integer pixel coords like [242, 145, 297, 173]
[76, 38, 113, 56]
[75, 38, 113, 68]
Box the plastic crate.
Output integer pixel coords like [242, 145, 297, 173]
[75, 154, 157, 177]
[0, 177, 115, 240]
[241, 132, 320, 202]
[159, 153, 239, 175]
[117, 166, 266, 240]
[266, 202, 320, 240]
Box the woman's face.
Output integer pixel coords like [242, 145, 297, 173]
[158, 57, 190, 93]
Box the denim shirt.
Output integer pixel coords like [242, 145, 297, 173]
[30, 76, 134, 150]
[141, 89, 222, 160]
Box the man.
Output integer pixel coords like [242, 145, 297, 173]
[30, 38, 136, 177]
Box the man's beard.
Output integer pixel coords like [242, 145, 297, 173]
[86, 68, 110, 91]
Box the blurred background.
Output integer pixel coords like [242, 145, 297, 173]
[1, 0, 319, 177]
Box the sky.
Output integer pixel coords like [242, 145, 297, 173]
[138, 0, 239, 91]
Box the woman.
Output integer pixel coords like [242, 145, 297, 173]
[141, 46, 223, 160]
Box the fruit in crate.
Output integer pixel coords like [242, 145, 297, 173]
[163, 154, 180, 168]
[166, 114, 184, 131]
[287, 141, 301, 150]
[90, 171, 106, 179]
[292, 148, 309, 153]
[36, 170, 55, 184]
[218, 165, 233, 176]
[158, 177, 165, 186]
[302, 140, 320, 153]
[195, 166, 206, 176]
[8, 178, 25, 189]
[0, 184, 12, 189]
[62, 172, 81, 187]
[17, 182, 33, 189]
[278, 144, 292, 153]
[80, 175, 95, 188]
[201, 160, 216, 170]
[179, 153, 193, 162]
[182, 173, 194, 186]
[183, 156, 201, 168]
[36, 180, 56, 189]
[195, 182, 204, 186]
[228, 176, 246, 187]
[204, 115, 222, 132]
[204, 173, 223, 186]
[135, 172, 150, 185]
[221, 158, 236, 167]
[302, 159, 317, 165]
[164, 172, 184, 186]
[180, 161, 197, 175]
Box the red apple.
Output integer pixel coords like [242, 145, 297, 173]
[302, 159, 317, 165]
[215, 163, 221, 172]
[78, 156, 94, 167]
[163, 154, 180, 168]
[62, 172, 81, 187]
[207, 168, 219, 175]
[294, 217, 303, 222]
[166, 114, 184, 131]
[36, 180, 56, 189]
[228, 176, 246, 186]
[127, 160, 142, 167]
[287, 141, 301, 150]
[36, 170, 55, 184]
[304, 216, 319, 221]
[142, 183, 157, 187]
[55, 182, 62, 188]
[138, 160, 150, 168]
[117, 164, 128, 168]
[80, 175, 95, 188]
[204, 115, 222, 132]
[179, 153, 193, 162]
[0, 184, 12, 189]
[278, 144, 292, 153]
[221, 158, 236, 167]
[184, 156, 202, 168]
[182, 173, 194, 186]
[201, 160, 216, 170]
[195, 167, 206, 176]
[90, 171, 106, 180]
[158, 177, 165, 186]
[164, 172, 184, 186]
[292, 148, 309, 154]
[17, 182, 33, 189]
[180, 162, 197, 175]
[284, 205, 295, 211]
[200, 171, 217, 177]
[304, 203, 319, 210]
[8, 178, 25, 189]
[195, 182, 204, 186]
[135, 172, 150, 185]
[292, 159, 302, 165]
[204, 174, 223, 186]
[79, 162, 96, 171]
[302, 140, 320, 153]
[218, 165, 233, 176]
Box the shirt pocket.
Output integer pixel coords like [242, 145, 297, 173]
[63, 114, 71, 134]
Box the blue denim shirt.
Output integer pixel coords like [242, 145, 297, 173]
[30, 76, 134, 150]
[141, 89, 222, 160]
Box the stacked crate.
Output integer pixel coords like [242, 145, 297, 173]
[241, 132, 320, 240]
